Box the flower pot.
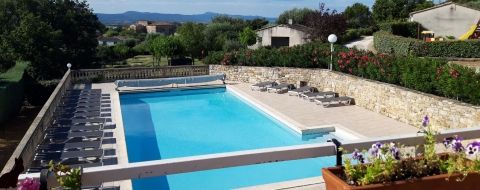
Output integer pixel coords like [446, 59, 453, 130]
[322, 166, 480, 190]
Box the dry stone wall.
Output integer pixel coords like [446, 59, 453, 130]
[210, 65, 480, 130]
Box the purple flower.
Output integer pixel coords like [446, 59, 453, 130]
[390, 145, 401, 160]
[17, 178, 40, 190]
[372, 142, 382, 149]
[369, 142, 383, 158]
[422, 115, 429, 127]
[352, 149, 365, 163]
[444, 136, 464, 152]
[466, 141, 480, 155]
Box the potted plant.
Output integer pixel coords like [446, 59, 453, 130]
[322, 116, 480, 190]
[48, 161, 82, 190]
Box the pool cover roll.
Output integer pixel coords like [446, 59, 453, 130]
[114, 74, 226, 88]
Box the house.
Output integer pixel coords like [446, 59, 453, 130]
[250, 20, 312, 49]
[97, 36, 124, 46]
[146, 22, 177, 35]
[129, 20, 176, 35]
[409, 2, 480, 39]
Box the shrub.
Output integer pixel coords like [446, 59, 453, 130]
[203, 51, 226, 65]
[416, 40, 480, 58]
[0, 62, 27, 125]
[374, 31, 422, 56]
[378, 21, 421, 38]
[341, 26, 378, 43]
[375, 31, 480, 58]
[24, 77, 59, 106]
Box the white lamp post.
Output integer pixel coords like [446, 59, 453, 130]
[328, 34, 338, 71]
[67, 63, 72, 70]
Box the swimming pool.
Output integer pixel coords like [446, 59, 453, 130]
[120, 87, 336, 190]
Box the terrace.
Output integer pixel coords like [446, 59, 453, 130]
[3, 65, 480, 190]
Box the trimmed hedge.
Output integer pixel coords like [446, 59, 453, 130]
[374, 31, 480, 58]
[0, 62, 27, 124]
[206, 45, 480, 105]
[373, 31, 422, 56]
[378, 21, 420, 38]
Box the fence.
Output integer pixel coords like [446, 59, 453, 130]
[20, 126, 480, 188]
[71, 66, 210, 83]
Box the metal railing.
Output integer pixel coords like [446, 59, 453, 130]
[21, 126, 480, 188]
[71, 66, 210, 83]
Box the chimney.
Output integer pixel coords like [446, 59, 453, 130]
[288, 19, 293, 25]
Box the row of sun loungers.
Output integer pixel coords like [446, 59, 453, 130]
[251, 81, 354, 108]
[28, 89, 117, 174]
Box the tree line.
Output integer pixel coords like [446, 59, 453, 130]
[0, 0, 103, 80]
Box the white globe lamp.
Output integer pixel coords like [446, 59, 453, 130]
[328, 34, 337, 71]
[67, 63, 72, 70]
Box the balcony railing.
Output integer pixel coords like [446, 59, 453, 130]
[71, 65, 210, 83]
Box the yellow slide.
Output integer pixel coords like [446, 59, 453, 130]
[459, 24, 477, 40]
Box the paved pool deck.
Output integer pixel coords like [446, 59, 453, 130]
[228, 82, 418, 138]
[84, 81, 418, 190]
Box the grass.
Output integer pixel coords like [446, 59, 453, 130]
[0, 62, 27, 86]
[105, 55, 204, 68]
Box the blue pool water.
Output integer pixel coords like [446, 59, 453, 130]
[120, 87, 336, 190]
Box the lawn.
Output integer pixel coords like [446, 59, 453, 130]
[0, 62, 27, 85]
[104, 55, 204, 68]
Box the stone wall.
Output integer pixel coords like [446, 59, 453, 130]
[210, 65, 480, 130]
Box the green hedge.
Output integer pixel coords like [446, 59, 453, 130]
[413, 40, 480, 58]
[373, 31, 422, 56]
[374, 31, 480, 58]
[378, 21, 420, 38]
[0, 62, 27, 124]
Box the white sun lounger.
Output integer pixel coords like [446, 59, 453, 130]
[267, 84, 295, 93]
[251, 81, 277, 91]
[314, 97, 353, 107]
[301, 91, 336, 101]
[288, 86, 315, 96]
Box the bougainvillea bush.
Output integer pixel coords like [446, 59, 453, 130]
[342, 116, 480, 186]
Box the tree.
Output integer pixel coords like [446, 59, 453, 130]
[151, 36, 185, 66]
[343, 3, 374, 29]
[0, 0, 103, 80]
[304, 3, 347, 42]
[239, 27, 258, 46]
[246, 18, 269, 30]
[176, 22, 206, 61]
[277, 8, 314, 25]
[372, 0, 434, 22]
[211, 15, 246, 30]
[203, 22, 237, 52]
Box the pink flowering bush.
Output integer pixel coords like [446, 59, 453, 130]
[17, 178, 40, 190]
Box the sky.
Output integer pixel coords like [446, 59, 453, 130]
[86, 0, 375, 17]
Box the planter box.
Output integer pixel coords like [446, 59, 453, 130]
[322, 166, 480, 190]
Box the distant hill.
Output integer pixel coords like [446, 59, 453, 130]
[96, 11, 276, 25]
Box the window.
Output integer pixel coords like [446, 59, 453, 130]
[271, 37, 289, 48]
